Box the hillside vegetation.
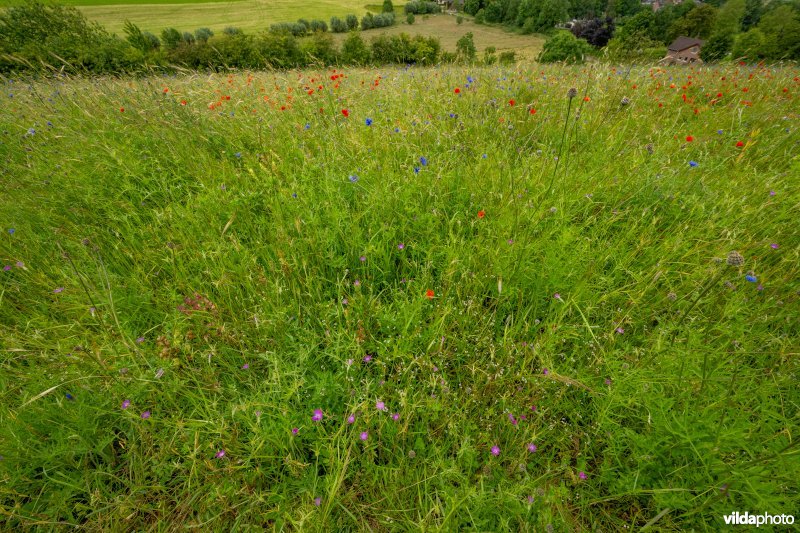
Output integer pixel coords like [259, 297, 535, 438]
[1, 64, 798, 530]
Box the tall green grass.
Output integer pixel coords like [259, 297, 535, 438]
[0, 64, 798, 530]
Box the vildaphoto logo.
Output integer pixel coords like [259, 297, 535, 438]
[723, 512, 795, 527]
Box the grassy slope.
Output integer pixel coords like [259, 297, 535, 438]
[0, 64, 799, 530]
[76, 0, 380, 34]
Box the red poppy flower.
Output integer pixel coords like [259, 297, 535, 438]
[583, 96, 591, 102]
[736, 141, 744, 147]
[508, 99, 515, 106]
[180, 100, 187, 106]
[529, 108, 536, 114]
[454, 88, 461, 94]
[477, 210, 485, 219]
[119, 107, 124, 113]
[341, 109, 349, 117]
[686, 135, 694, 142]
[425, 289, 435, 299]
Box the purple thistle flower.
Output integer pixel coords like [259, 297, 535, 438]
[292, 427, 299, 435]
[3, 265, 10, 271]
[553, 293, 562, 300]
[53, 287, 64, 293]
[543, 368, 549, 375]
[392, 413, 400, 421]
[121, 399, 131, 409]
[491, 445, 500, 456]
[615, 327, 624, 334]
[360, 431, 368, 441]
[397, 243, 405, 250]
[241, 363, 249, 369]
[579, 471, 587, 480]
[757, 284, 764, 291]
[312, 409, 323, 422]
[528, 443, 537, 453]
[769, 190, 776, 196]
[135, 336, 145, 343]
[363, 355, 372, 363]
[353, 279, 360, 287]
[314, 497, 322, 506]
[605, 378, 612, 386]
[215, 449, 226, 459]
[347, 414, 355, 424]
[15, 261, 24, 268]
[359, 255, 366, 262]
[770, 243, 779, 249]
[376, 400, 386, 411]
[141, 411, 151, 419]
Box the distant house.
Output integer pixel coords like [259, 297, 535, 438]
[664, 36, 704, 64]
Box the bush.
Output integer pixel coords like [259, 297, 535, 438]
[474, 9, 485, 24]
[464, 0, 481, 15]
[270, 22, 307, 36]
[373, 13, 396, 28]
[370, 33, 439, 63]
[361, 13, 375, 30]
[223, 26, 243, 36]
[302, 32, 337, 63]
[538, 31, 592, 63]
[700, 31, 733, 62]
[457, 15, 464, 24]
[346, 14, 359, 30]
[341, 31, 371, 64]
[383, 0, 395, 13]
[161, 28, 182, 50]
[194, 28, 214, 43]
[182, 32, 195, 44]
[330, 16, 348, 33]
[730, 28, 765, 60]
[498, 50, 515, 63]
[521, 17, 536, 34]
[404, 1, 439, 14]
[407, 13, 415, 24]
[440, 50, 457, 62]
[456, 32, 476, 61]
[309, 20, 328, 33]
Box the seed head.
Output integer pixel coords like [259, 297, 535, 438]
[620, 96, 630, 106]
[726, 251, 744, 266]
[567, 87, 578, 99]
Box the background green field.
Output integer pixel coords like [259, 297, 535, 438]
[1, 63, 798, 530]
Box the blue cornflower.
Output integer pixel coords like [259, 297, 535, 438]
[26, 128, 35, 136]
[8, 228, 14, 235]
[365, 118, 373, 126]
[292, 193, 298, 198]
[467, 76, 474, 83]
[689, 161, 698, 167]
[420, 156, 428, 166]
[717, 129, 723, 134]
[394, 127, 400, 133]
[234, 152, 242, 159]
[349, 175, 358, 183]
[413, 167, 420, 174]
[482, 154, 487, 159]
[65, 393, 74, 401]
[304, 123, 311, 130]
[745, 275, 757, 282]
[47, 121, 53, 127]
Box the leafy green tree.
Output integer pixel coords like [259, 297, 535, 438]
[383, 0, 395, 13]
[538, 30, 592, 62]
[669, 4, 718, 41]
[700, 31, 733, 61]
[341, 31, 371, 63]
[456, 32, 477, 61]
[741, 0, 762, 31]
[756, 5, 800, 59]
[713, 0, 745, 34]
[161, 28, 182, 49]
[730, 27, 765, 59]
[194, 28, 214, 43]
[536, 0, 569, 31]
[124, 21, 160, 52]
[346, 14, 359, 30]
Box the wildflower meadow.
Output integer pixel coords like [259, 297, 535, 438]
[1, 64, 798, 530]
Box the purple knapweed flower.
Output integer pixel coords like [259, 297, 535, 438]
[312, 409, 323, 422]
[314, 497, 322, 506]
[3, 266, 10, 271]
[121, 399, 131, 409]
[376, 400, 386, 411]
[363, 355, 372, 363]
[770, 243, 779, 249]
[292, 427, 299, 435]
[360, 431, 368, 441]
[392, 413, 400, 421]
[359, 255, 366, 262]
[215, 449, 226, 459]
[347, 414, 355, 424]
[53, 287, 64, 294]
[491, 445, 500, 456]
[615, 327, 624, 334]
[136, 337, 145, 344]
[579, 471, 587, 480]
[141, 411, 151, 419]
[543, 368, 549, 375]
[241, 363, 249, 369]
[528, 443, 537, 453]
[397, 243, 405, 250]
